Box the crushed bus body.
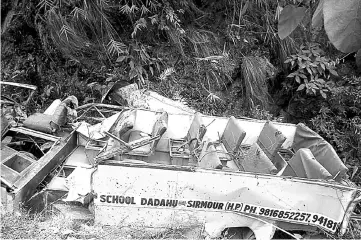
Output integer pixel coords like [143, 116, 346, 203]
[1, 84, 360, 239]
[44, 107, 360, 239]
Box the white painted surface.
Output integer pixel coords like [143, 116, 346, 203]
[92, 164, 359, 239]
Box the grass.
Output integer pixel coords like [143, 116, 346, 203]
[241, 56, 276, 110]
[2, 204, 361, 239]
[0, 206, 205, 240]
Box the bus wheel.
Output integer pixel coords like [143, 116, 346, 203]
[222, 227, 256, 239]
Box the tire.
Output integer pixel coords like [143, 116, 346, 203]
[222, 227, 256, 239]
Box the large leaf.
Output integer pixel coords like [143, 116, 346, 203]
[323, 0, 361, 53]
[278, 5, 307, 40]
[356, 49, 361, 70]
[312, 0, 324, 29]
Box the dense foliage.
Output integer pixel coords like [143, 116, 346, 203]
[310, 76, 361, 165]
[1, 0, 360, 183]
[284, 43, 337, 99]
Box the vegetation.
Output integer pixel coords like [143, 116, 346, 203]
[1, 0, 361, 238]
[284, 43, 337, 99]
[1, 0, 360, 189]
[310, 75, 361, 183]
[1, 208, 202, 239]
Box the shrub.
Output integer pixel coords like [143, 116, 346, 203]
[310, 76, 361, 181]
[284, 43, 338, 99]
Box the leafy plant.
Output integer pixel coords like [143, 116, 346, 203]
[310, 76, 361, 162]
[241, 56, 276, 109]
[278, 0, 361, 69]
[321, 0, 361, 54]
[284, 43, 337, 98]
[248, 105, 275, 121]
[277, 4, 307, 40]
[115, 43, 162, 84]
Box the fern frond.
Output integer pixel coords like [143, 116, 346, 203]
[59, 24, 75, 41]
[97, 0, 110, 9]
[186, 28, 218, 58]
[120, 4, 138, 15]
[119, 4, 132, 15]
[130, 4, 139, 13]
[149, 14, 158, 25]
[37, 0, 55, 11]
[140, 5, 150, 15]
[131, 18, 147, 38]
[71, 7, 87, 20]
[107, 39, 127, 56]
[206, 92, 223, 103]
[148, 0, 160, 12]
[241, 56, 274, 109]
[159, 67, 175, 81]
[166, 28, 184, 55]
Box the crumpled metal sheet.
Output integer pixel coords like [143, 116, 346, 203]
[64, 167, 95, 204]
[111, 83, 195, 114]
[92, 164, 360, 240]
[74, 112, 121, 140]
[292, 123, 348, 180]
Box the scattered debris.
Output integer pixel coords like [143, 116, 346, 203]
[1, 81, 36, 127]
[103, 83, 195, 114]
[1, 82, 361, 240]
[23, 96, 78, 133]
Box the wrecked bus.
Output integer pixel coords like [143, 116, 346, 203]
[41, 107, 360, 239]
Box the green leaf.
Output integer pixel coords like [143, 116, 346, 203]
[320, 90, 327, 98]
[324, 0, 361, 53]
[116, 56, 128, 63]
[105, 77, 113, 82]
[356, 49, 361, 70]
[316, 78, 326, 84]
[309, 83, 317, 89]
[129, 60, 135, 69]
[328, 69, 338, 76]
[241, 0, 250, 15]
[83, 97, 96, 103]
[156, 62, 161, 72]
[278, 5, 307, 40]
[297, 84, 306, 91]
[287, 73, 295, 78]
[295, 75, 301, 83]
[129, 69, 137, 79]
[299, 73, 307, 79]
[87, 82, 98, 88]
[312, 0, 324, 29]
[311, 67, 317, 75]
[317, 66, 323, 74]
